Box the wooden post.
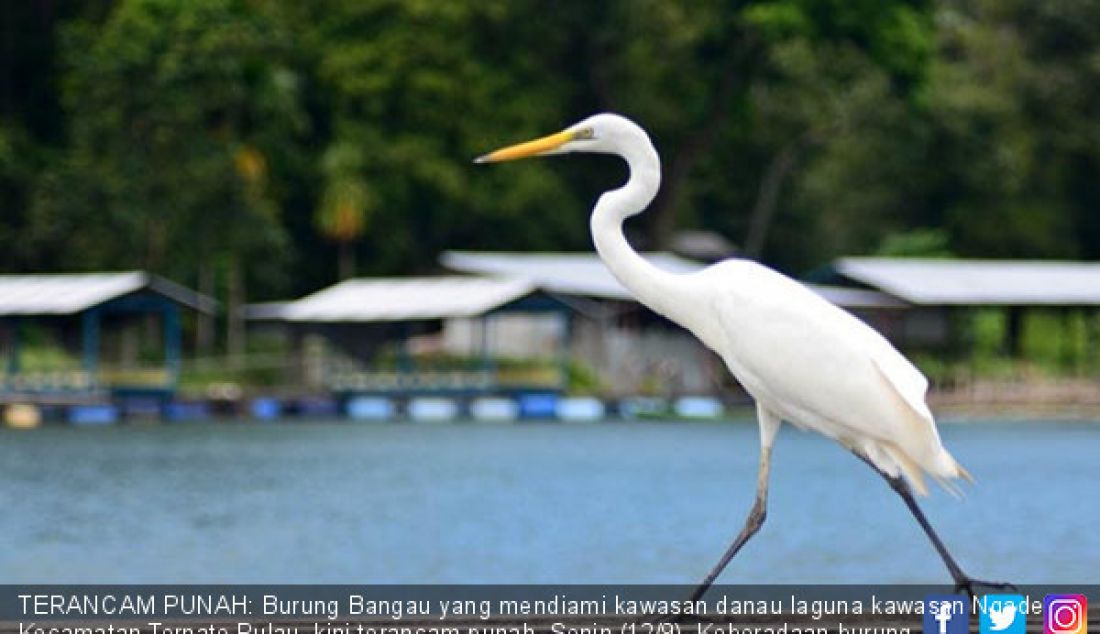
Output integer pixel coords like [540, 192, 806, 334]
[164, 303, 181, 387]
[6, 317, 20, 376]
[289, 325, 305, 387]
[82, 309, 100, 380]
[1058, 308, 1075, 374]
[196, 261, 215, 356]
[1087, 308, 1099, 375]
[558, 309, 572, 391]
[1005, 306, 1023, 358]
[226, 260, 245, 368]
[479, 315, 492, 376]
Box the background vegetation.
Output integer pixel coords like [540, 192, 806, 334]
[2, 0, 1098, 350]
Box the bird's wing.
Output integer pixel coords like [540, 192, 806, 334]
[869, 344, 934, 424]
[701, 261, 964, 489]
[862, 322, 972, 492]
[704, 260, 935, 428]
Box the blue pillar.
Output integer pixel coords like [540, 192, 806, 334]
[82, 309, 100, 379]
[164, 303, 181, 387]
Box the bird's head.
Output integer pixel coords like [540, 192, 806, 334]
[474, 113, 647, 164]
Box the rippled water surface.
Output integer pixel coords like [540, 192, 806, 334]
[1, 419, 1097, 583]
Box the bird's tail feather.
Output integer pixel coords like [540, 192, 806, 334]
[926, 450, 972, 498]
[954, 457, 974, 484]
[934, 474, 965, 499]
[883, 443, 929, 496]
[930, 454, 973, 498]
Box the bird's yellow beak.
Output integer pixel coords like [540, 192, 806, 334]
[474, 129, 576, 164]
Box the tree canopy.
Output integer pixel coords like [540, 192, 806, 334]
[1, 0, 1097, 308]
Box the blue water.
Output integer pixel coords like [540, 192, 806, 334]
[1, 419, 1097, 584]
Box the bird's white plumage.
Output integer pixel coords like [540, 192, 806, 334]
[674, 259, 962, 494]
[482, 112, 966, 496]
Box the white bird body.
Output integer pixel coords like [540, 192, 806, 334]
[477, 112, 997, 591]
[667, 259, 963, 494]
[561, 112, 966, 495]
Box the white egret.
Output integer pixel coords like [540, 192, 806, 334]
[476, 113, 1009, 596]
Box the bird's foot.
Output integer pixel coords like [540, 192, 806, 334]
[954, 576, 1018, 598]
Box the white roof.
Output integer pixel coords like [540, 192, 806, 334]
[0, 271, 216, 315]
[810, 284, 907, 309]
[442, 250, 706, 300]
[277, 276, 537, 322]
[836, 257, 1100, 305]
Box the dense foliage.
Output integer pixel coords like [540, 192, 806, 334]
[2, 0, 1097, 310]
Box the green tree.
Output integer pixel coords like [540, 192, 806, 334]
[315, 139, 374, 279]
[0, 2, 90, 272]
[533, 0, 936, 265]
[29, 0, 307, 354]
[4, 0, 1098, 311]
[925, 0, 1100, 259]
[293, 0, 586, 275]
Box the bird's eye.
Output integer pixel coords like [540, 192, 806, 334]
[575, 127, 595, 140]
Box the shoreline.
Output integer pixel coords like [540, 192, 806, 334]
[5, 376, 1100, 428]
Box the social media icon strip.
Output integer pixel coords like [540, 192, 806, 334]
[1045, 594, 1087, 634]
[980, 594, 1028, 634]
[925, 595, 970, 634]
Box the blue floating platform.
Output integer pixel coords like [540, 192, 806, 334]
[249, 397, 282, 421]
[294, 396, 339, 418]
[407, 397, 459, 422]
[518, 392, 559, 420]
[556, 396, 605, 422]
[346, 396, 395, 421]
[674, 396, 724, 419]
[164, 401, 211, 422]
[470, 397, 519, 422]
[68, 404, 119, 426]
[118, 397, 162, 421]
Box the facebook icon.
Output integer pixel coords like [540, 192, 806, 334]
[925, 595, 970, 634]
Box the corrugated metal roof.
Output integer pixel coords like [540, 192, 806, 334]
[278, 276, 537, 322]
[441, 250, 706, 300]
[835, 257, 1100, 305]
[0, 271, 217, 315]
[810, 284, 908, 309]
[242, 301, 292, 321]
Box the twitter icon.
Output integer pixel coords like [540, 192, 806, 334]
[980, 594, 1028, 634]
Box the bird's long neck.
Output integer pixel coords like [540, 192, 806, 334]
[590, 138, 688, 323]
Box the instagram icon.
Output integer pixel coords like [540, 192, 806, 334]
[1045, 595, 1087, 634]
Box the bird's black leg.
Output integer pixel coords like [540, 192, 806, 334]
[685, 441, 774, 604]
[650, 410, 780, 625]
[852, 451, 1015, 597]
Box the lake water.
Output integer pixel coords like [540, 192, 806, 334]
[1, 418, 1097, 584]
